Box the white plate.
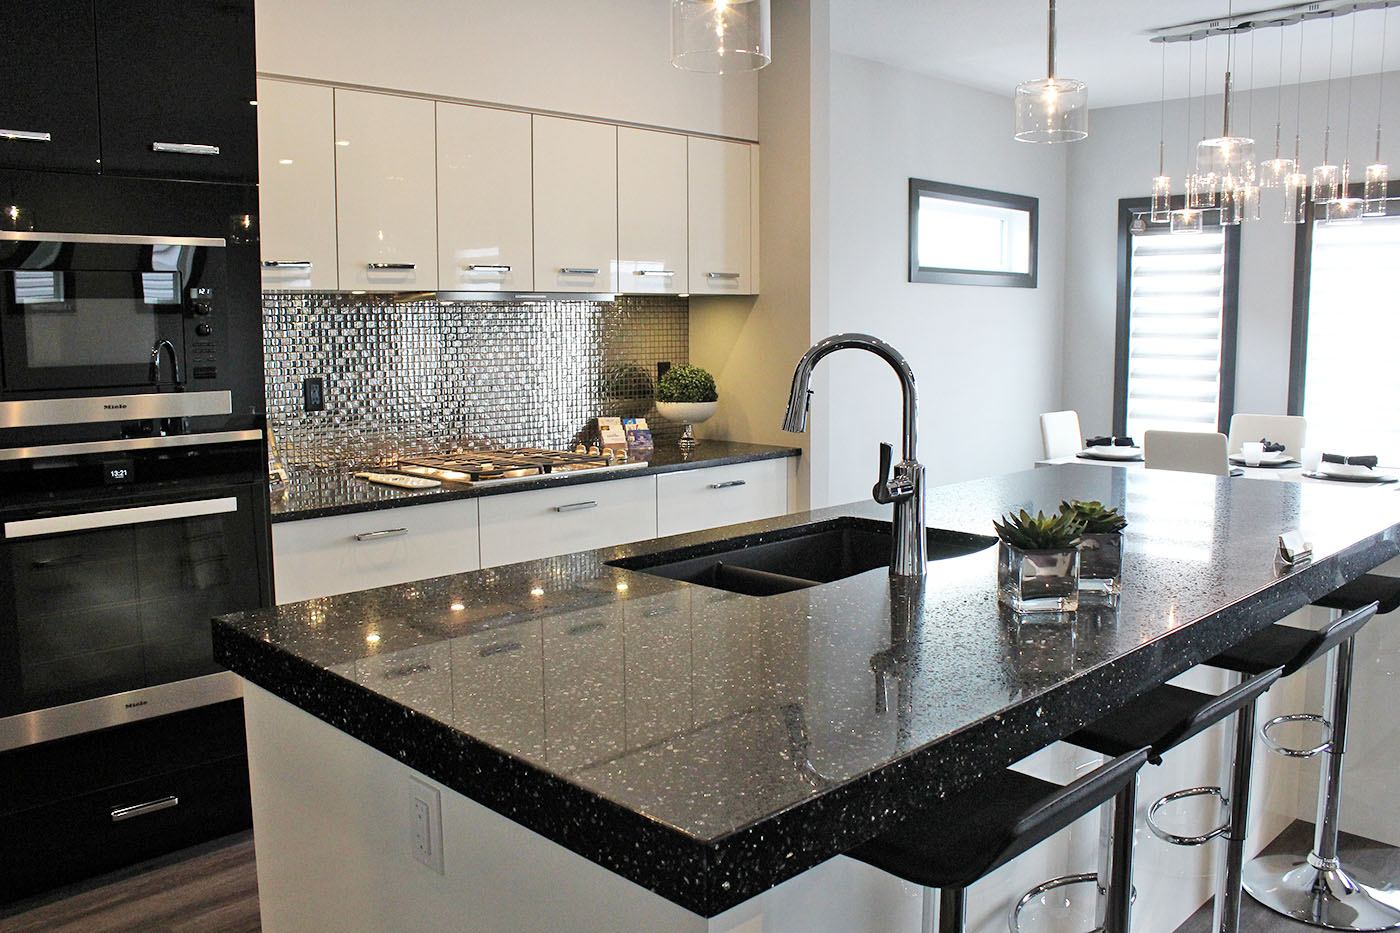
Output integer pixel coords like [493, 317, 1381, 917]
[1318, 461, 1388, 479]
[1078, 446, 1143, 462]
[1229, 451, 1294, 466]
[1303, 469, 1397, 484]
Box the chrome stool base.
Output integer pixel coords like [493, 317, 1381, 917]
[1244, 853, 1400, 931]
[1010, 872, 1101, 933]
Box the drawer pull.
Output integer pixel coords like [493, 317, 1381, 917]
[111, 795, 179, 822]
[706, 271, 741, 280]
[553, 501, 597, 513]
[367, 262, 416, 270]
[468, 264, 511, 272]
[568, 621, 606, 637]
[152, 141, 220, 156]
[0, 129, 51, 143]
[479, 641, 523, 658]
[633, 269, 675, 276]
[354, 527, 408, 541]
[559, 267, 600, 276]
[708, 480, 748, 489]
[263, 260, 313, 268]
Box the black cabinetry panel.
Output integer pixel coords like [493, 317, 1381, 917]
[0, 0, 101, 173]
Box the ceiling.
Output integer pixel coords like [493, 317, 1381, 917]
[829, 0, 1399, 109]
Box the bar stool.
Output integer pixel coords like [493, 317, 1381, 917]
[1208, 578, 1400, 931]
[845, 747, 1150, 933]
[1018, 665, 1286, 932]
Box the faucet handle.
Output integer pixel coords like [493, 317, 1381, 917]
[873, 441, 915, 504]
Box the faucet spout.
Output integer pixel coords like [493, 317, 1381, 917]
[782, 333, 927, 578]
[150, 338, 182, 388]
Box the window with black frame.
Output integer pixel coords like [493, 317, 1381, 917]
[908, 179, 1038, 287]
[1289, 181, 1400, 463]
[1112, 197, 1240, 438]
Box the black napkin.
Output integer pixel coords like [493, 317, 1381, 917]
[1321, 453, 1378, 469]
[1086, 435, 1137, 448]
[1259, 438, 1286, 453]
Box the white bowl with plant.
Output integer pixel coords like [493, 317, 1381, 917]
[654, 365, 718, 451]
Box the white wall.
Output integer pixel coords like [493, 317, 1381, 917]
[1061, 74, 1400, 433]
[818, 54, 1069, 506]
[254, 0, 758, 140]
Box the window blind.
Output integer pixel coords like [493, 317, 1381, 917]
[1124, 227, 1227, 439]
[1301, 213, 1400, 464]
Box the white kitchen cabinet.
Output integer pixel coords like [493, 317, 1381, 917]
[656, 457, 790, 538]
[477, 475, 657, 568]
[616, 128, 687, 295]
[531, 116, 617, 294]
[256, 79, 338, 291]
[334, 89, 438, 292]
[270, 498, 480, 604]
[436, 103, 534, 292]
[687, 137, 754, 295]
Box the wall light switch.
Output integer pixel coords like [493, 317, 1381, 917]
[409, 777, 444, 874]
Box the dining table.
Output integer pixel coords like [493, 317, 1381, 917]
[1035, 454, 1400, 490]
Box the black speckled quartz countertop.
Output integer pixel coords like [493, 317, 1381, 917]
[215, 465, 1400, 916]
[269, 440, 800, 523]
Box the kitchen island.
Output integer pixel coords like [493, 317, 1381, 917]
[213, 465, 1400, 932]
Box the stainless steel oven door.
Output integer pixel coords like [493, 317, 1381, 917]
[0, 485, 266, 750]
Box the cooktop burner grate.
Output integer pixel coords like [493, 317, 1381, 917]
[396, 448, 616, 483]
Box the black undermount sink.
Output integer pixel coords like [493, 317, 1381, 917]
[609, 517, 997, 597]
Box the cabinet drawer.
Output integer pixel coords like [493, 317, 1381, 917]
[1, 754, 251, 903]
[271, 499, 481, 604]
[478, 476, 657, 568]
[656, 459, 790, 538]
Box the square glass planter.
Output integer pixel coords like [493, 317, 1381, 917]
[1079, 532, 1123, 597]
[997, 542, 1080, 613]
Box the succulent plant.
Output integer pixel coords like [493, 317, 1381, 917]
[1060, 499, 1128, 534]
[656, 364, 718, 403]
[994, 508, 1085, 551]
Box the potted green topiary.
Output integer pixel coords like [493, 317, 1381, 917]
[993, 508, 1085, 613]
[654, 364, 719, 451]
[1061, 500, 1128, 597]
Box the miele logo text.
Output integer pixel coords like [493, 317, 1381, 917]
[103, 403, 128, 410]
[124, 700, 148, 709]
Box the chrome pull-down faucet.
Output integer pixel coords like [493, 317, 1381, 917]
[149, 338, 182, 388]
[782, 333, 927, 578]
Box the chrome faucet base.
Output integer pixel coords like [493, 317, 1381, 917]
[1243, 856, 1400, 930]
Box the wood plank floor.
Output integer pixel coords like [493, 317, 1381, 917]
[0, 832, 259, 933]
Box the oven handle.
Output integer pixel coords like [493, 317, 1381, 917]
[4, 497, 238, 540]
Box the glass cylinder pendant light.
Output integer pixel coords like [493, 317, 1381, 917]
[671, 0, 771, 74]
[1313, 15, 1341, 203]
[1014, 0, 1088, 143]
[1259, 29, 1297, 188]
[1365, 6, 1391, 215]
[1150, 43, 1171, 223]
[1284, 169, 1310, 223]
[1170, 206, 1204, 234]
[1196, 18, 1256, 219]
[1322, 14, 1364, 224]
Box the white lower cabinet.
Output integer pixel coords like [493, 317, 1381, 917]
[656, 458, 791, 537]
[477, 476, 657, 568]
[270, 498, 480, 604]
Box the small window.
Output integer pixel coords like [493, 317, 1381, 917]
[908, 179, 1038, 287]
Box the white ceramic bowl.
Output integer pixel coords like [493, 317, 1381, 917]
[655, 400, 718, 424]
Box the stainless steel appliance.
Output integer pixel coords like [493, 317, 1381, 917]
[394, 447, 647, 486]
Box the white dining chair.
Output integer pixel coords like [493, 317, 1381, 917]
[1227, 413, 1307, 457]
[1040, 410, 1083, 460]
[1144, 430, 1231, 476]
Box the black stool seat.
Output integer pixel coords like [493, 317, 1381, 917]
[1315, 574, 1400, 615]
[1068, 668, 1283, 763]
[1209, 601, 1380, 678]
[847, 748, 1148, 890]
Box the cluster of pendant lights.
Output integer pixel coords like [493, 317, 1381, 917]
[1149, 2, 1393, 234]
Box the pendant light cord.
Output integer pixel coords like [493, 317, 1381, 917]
[1159, 41, 1168, 175]
[1345, 12, 1357, 170]
[1378, 6, 1390, 162]
[1295, 20, 1305, 163]
[1323, 13, 1336, 161]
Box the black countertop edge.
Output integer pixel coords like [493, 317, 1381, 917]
[213, 520, 1400, 916]
[269, 442, 802, 524]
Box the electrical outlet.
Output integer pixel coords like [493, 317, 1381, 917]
[409, 777, 444, 874]
[657, 361, 671, 382]
[302, 376, 325, 413]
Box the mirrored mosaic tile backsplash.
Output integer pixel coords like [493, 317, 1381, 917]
[263, 293, 688, 468]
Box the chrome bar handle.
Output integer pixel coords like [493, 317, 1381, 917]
[354, 528, 408, 542]
[468, 264, 511, 272]
[708, 480, 747, 489]
[0, 129, 52, 142]
[706, 271, 741, 279]
[554, 501, 598, 512]
[262, 260, 313, 268]
[152, 142, 221, 156]
[111, 796, 180, 822]
[559, 267, 600, 275]
[5, 497, 238, 539]
[633, 270, 675, 276]
[367, 262, 416, 270]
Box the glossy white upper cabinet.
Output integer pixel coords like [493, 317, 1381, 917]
[256, 79, 338, 290]
[688, 137, 753, 295]
[436, 103, 534, 293]
[334, 89, 437, 292]
[532, 116, 617, 294]
[617, 128, 687, 295]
